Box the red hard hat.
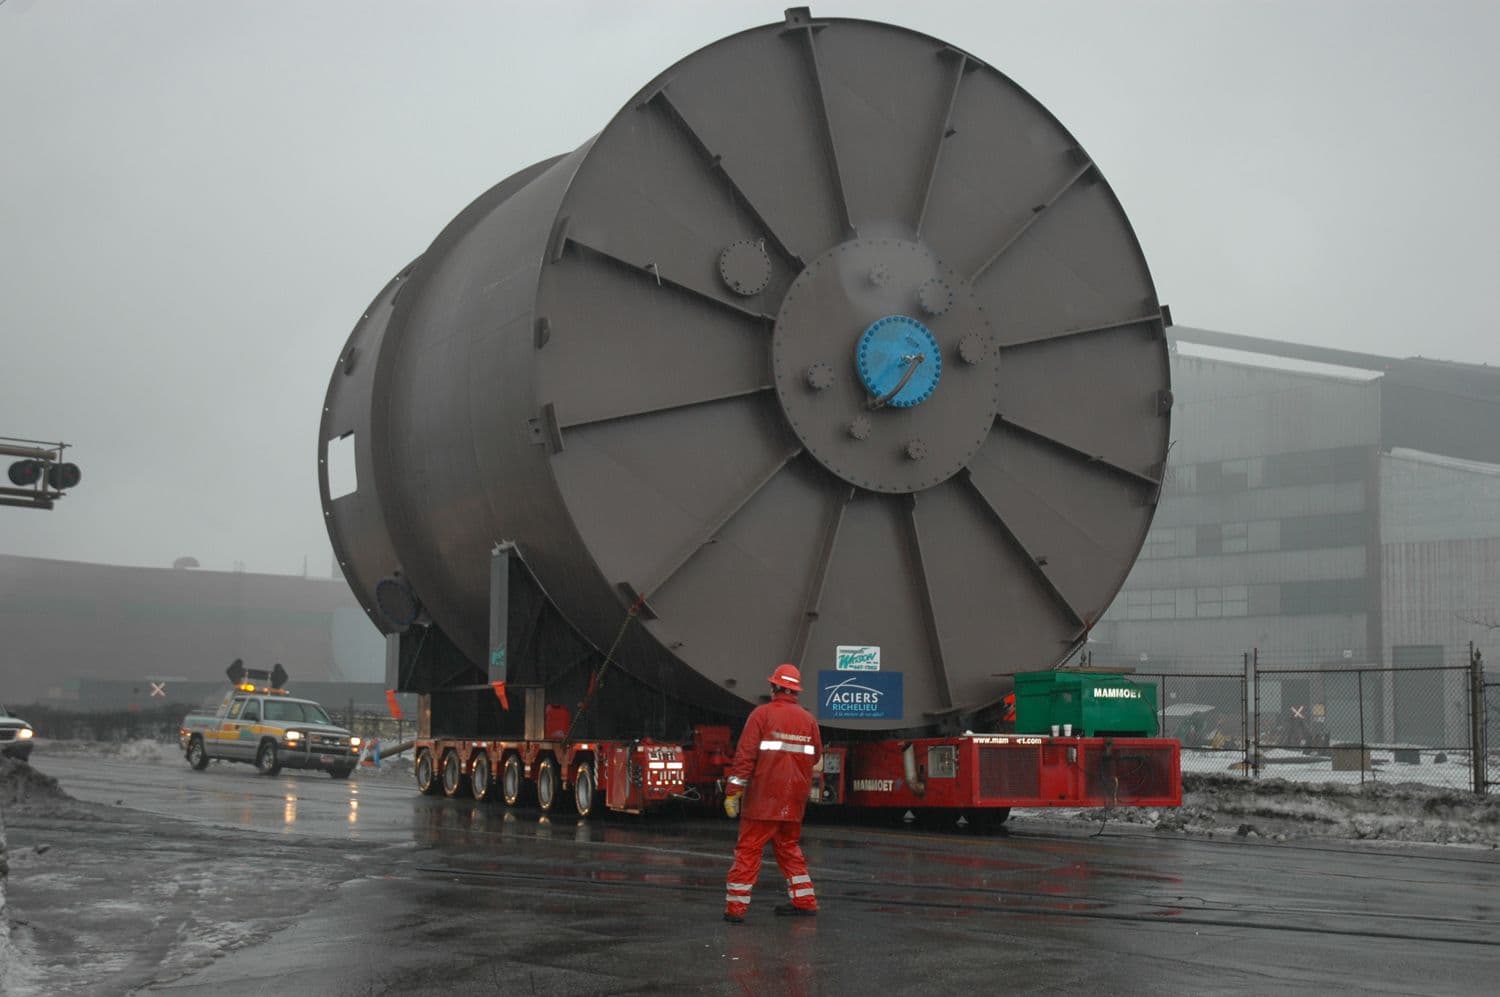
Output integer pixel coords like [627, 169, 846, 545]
[768, 663, 802, 692]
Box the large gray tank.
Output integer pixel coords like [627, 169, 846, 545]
[319, 9, 1170, 732]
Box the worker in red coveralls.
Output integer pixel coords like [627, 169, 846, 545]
[722, 663, 822, 923]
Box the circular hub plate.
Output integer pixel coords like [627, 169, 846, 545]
[773, 239, 999, 493]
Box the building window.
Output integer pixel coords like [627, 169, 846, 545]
[1141, 529, 1176, 559]
[1247, 519, 1279, 551]
[1279, 579, 1367, 616]
[1197, 459, 1249, 493]
[1263, 446, 1367, 487]
[1279, 512, 1368, 551]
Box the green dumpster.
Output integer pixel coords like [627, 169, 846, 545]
[1014, 670, 1157, 737]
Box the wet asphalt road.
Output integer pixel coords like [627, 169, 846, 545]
[9, 754, 1500, 996]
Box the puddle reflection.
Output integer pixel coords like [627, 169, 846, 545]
[411, 800, 599, 848]
[725, 916, 818, 995]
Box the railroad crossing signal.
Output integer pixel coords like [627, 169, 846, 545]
[1, 437, 81, 511]
[150, 682, 167, 698]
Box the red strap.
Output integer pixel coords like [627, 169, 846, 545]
[384, 689, 403, 720]
[491, 681, 510, 711]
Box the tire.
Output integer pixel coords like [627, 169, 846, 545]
[441, 749, 470, 798]
[964, 807, 1011, 832]
[415, 749, 441, 795]
[536, 756, 561, 813]
[328, 766, 354, 779]
[572, 761, 597, 818]
[255, 740, 281, 776]
[470, 752, 494, 801]
[501, 754, 529, 807]
[187, 736, 209, 771]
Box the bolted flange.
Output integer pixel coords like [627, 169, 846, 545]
[958, 332, 991, 366]
[918, 278, 953, 316]
[718, 240, 772, 296]
[807, 361, 835, 391]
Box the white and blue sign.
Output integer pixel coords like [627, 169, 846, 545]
[835, 645, 880, 671]
[818, 671, 903, 721]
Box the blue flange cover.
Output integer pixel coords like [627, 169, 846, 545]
[855, 315, 942, 407]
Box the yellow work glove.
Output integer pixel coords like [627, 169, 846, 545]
[724, 789, 742, 818]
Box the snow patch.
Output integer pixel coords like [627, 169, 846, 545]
[1063, 774, 1500, 847]
[0, 757, 74, 811]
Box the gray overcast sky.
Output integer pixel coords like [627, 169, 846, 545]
[2, 0, 1496, 576]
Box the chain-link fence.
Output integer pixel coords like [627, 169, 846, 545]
[343, 713, 415, 752]
[1132, 671, 1250, 777]
[1253, 664, 1475, 791]
[1129, 646, 1490, 793]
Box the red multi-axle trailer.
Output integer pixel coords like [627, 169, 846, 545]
[409, 717, 1181, 826]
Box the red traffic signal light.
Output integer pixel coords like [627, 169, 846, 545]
[8, 460, 41, 486]
[47, 462, 81, 489]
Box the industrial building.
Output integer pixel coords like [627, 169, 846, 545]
[1093, 328, 1500, 704]
[0, 554, 385, 708]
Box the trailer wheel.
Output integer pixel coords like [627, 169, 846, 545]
[501, 753, 530, 807]
[470, 752, 494, 800]
[441, 749, 470, 798]
[536, 756, 562, 813]
[573, 761, 597, 818]
[964, 808, 1011, 833]
[186, 736, 209, 771]
[415, 749, 441, 795]
[255, 740, 282, 776]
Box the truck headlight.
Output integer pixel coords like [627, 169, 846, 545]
[18, 728, 34, 740]
[350, 736, 362, 748]
[284, 730, 302, 742]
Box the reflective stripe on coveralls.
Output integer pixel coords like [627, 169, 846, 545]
[758, 740, 816, 754]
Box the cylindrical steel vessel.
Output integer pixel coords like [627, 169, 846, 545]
[319, 10, 1170, 731]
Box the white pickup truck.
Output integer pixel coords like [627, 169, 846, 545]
[179, 683, 362, 778]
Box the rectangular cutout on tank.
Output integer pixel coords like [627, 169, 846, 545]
[327, 431, 357, 499]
